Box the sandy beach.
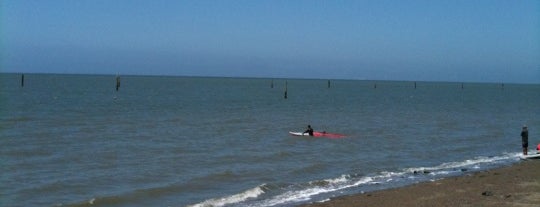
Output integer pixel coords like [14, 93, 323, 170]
[303, 159, 540, 207]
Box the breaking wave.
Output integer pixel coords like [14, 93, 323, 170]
[188, 184, 266, 207]
[188, 152, 522, 206]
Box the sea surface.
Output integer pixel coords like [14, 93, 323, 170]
[1, 73, 539, 207]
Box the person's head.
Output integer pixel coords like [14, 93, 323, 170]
[308, 125, 311, 128]
[523, 126, 528, 130]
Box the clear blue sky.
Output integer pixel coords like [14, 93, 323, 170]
[2, 0, 539, 83]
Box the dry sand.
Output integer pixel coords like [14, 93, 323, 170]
[302, 160, 540, 207]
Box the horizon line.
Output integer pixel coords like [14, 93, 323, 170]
[1, 71, 538, 85]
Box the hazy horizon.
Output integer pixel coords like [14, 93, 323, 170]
[4, 72, 538, 85]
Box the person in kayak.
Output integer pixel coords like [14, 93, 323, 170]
[304, 125, 314, 136]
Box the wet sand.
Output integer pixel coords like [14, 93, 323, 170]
[302, 160, 540, 207]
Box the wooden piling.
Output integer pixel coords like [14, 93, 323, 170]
[21, 74, 25, 87]
[414, 81, 417, 89]
[328, 80, 331, 88]
[116, 75, 121, 91]
[284, 80, 288, 99]
[271, 79, 274, 88]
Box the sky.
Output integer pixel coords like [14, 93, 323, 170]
[1, 0, 539, 83]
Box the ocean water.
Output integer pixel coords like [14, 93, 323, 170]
[1, 73, 539, 207]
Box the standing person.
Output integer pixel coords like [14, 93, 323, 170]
[521, 126, 529, 155]
[304, 125, 314, 136]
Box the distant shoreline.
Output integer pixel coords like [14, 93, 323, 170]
[302, 160, 540, 207]
[1, 72, 538, 85]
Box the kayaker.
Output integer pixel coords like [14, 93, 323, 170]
[304, 125, 314, 136]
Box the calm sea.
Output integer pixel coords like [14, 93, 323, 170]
[1, 73, 538, 207]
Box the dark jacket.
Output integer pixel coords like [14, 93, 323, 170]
[304, 127, 314, 136]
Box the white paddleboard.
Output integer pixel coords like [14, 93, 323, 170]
[289, 132, 310, 136]
[522, 153, 540, 159]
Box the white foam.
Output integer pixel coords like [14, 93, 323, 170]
[255, 153, 520, 206]
[317, 198, 330, 203]
[255, 175, 376, 206]
[192, 152, 522, 207]
[405, 152, 520, 173]
[258, 186, 331, 206]
[378, 171, 406, 179]
[188, 184, 265, 207]
[324, 174, 349, 184]
[352, 176, 374, 186]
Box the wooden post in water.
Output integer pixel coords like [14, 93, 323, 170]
[461, 83, 464, 89]
[284, 80, 288, 99]
[374, 83, 377, 89]
[414, 81, 417, 89]
[21, 74, 25, 87]
[271, 79, 274, 88]
[116, 75, 121, 91]
[328, 80, 331, 88]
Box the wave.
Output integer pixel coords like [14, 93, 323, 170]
[189, 152, 522, 207]
[404, 152, 521, 174]
[187, 184, 266, 207]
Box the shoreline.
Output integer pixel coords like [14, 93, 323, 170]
[302, 160, 540, 207]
